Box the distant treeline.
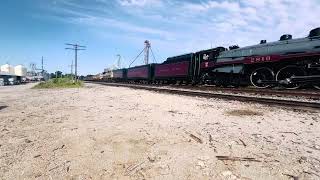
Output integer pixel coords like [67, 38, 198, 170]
[49, 71, 85, 80]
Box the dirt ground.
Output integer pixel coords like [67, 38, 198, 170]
[0, 83, 319, 180]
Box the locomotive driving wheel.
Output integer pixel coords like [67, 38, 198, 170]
[250, 67, 275, 88]
[276, 65, 306, 89]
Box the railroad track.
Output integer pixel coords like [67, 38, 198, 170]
[137, 84, 320, 99]
[87, 81, 320, 99]
[196, 85, 320, 99]
[87, 81, 320, 111]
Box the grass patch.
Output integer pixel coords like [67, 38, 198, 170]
[225, 109, 263, 117]
[32, 78, 83, 89]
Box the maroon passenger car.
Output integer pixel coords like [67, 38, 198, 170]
[127, 64, 155, 82]
[154, 53, 195, 82]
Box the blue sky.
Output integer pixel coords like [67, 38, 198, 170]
[0, 0, 319, 75]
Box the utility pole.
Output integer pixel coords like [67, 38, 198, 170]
[34, 57, 45, 80]
[144, 40, 150, 65]
[41, 56, 44, 78]
[30, 63, 36, 76]
[68, 60, 74, 80]
[71, 60, 74, 75]
[65, 43, 86, 82]
[41, 56, 44, 72]
[116, 54, 121, 69]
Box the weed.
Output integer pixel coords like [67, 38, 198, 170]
[32, 78, 83, 89]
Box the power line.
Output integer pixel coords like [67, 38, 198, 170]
[65, 43, 86, 81]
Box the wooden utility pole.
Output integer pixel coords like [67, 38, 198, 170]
[68, 60, 74, 80]
[65, 43, 86, 82]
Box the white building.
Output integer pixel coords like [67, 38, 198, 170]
[14, 65, 27, 76]
[1, 64, 15, 75]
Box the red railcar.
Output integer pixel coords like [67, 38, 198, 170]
[127, 64, 155, 81]
[113, 69, 127, 79]
[154, 53, 195, 82]
[154, 61, 190, 78]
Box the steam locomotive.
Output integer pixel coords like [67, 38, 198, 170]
[99, 27, 320, 89]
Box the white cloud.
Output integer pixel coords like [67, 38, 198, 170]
[181, 0, 320, 44]
[184, 1, 240, 12]
[118, 0, 162, 7]
[41, 0, 320, 56]
[74, 15, 172, 38]
[41, 3, 172, 40]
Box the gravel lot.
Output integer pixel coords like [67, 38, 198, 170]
[0, 83, 319, 179]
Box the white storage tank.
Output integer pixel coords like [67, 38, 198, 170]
[1, 64, 15, 75]
[14, 65, 27, 76]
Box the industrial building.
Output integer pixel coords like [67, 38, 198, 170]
[0, 64, 27, 86]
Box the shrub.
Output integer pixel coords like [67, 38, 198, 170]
[32, 78, 83, 89]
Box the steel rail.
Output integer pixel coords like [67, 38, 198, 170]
[184, 85, 320, 99]
[86, 80, 320, 99]
[86, 81, 320, 111]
